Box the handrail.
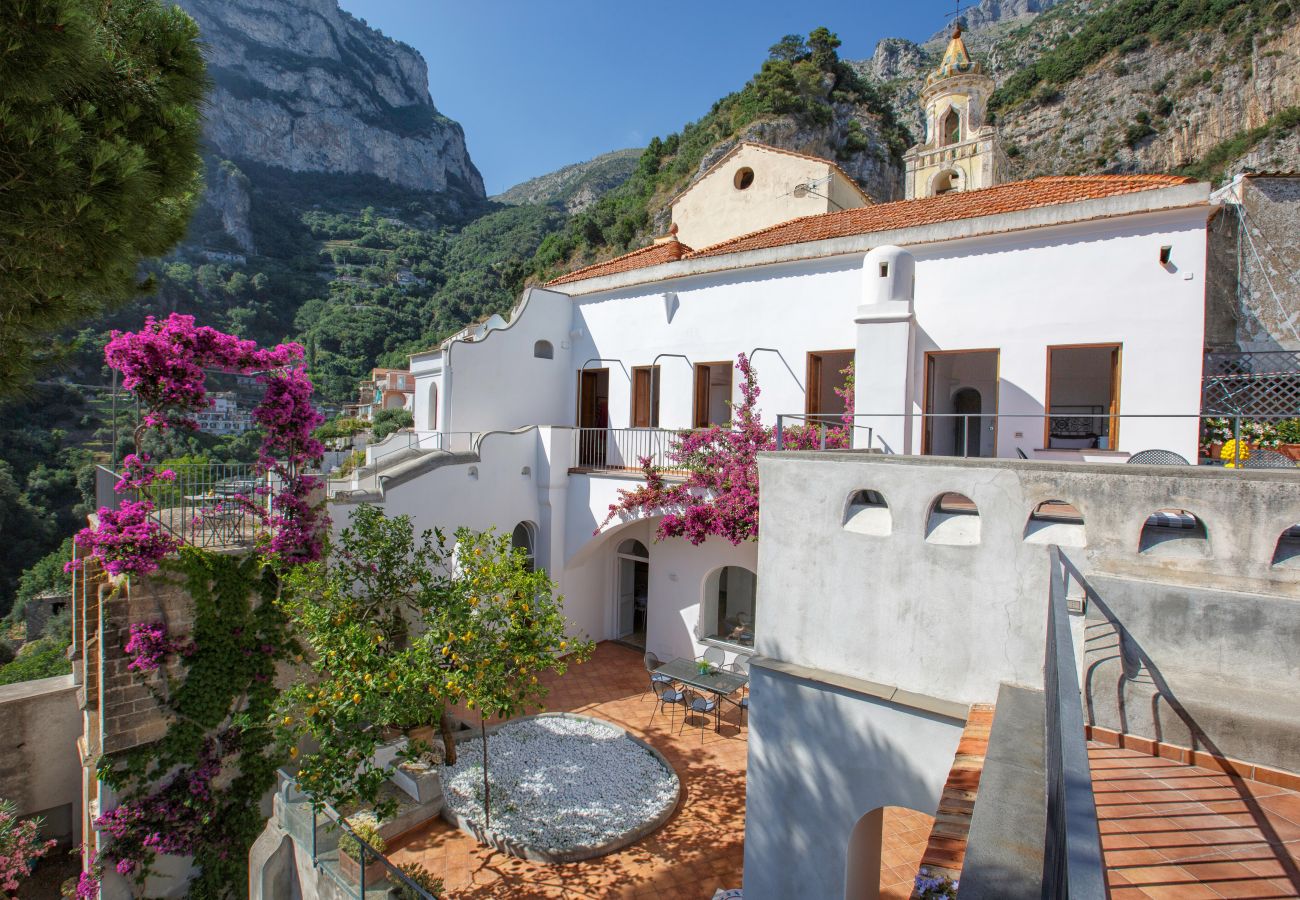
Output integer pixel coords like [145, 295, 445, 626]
[279, 770, 439, 899]
[1043, 546, 1106, 899]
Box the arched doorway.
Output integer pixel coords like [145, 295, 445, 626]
[845, 806, 936, 900]
[615, 539, 649, 648]
[512, 521, 537, 572]
[953, 387, 982, 457]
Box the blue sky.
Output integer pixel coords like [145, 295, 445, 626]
[337, 1, 957, 194]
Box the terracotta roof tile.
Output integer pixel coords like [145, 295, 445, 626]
[689, 174, 1196, 258]
[545, 238, 692, 286]
[546, 174, 1197, 287]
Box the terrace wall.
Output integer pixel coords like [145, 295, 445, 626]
[745, 453, 1299, 900]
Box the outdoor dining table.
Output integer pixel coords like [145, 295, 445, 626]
[654, 657, 748, 732]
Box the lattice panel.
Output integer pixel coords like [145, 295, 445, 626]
[1202, 351, 1300, 417]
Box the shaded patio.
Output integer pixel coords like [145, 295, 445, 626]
[386, 642, 933, 898]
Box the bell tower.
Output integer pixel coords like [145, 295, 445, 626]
[903, 24, 1004, 200]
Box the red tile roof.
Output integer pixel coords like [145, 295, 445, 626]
[546, 174, 1197, 287]
[690, 174, 1196, 258]
[546, 238, 692, 286]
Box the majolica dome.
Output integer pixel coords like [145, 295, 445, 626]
[925, 25, 983, 86]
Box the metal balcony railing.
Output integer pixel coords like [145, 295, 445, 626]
[276, 772, 439, 899]
[95, 463, 274, 551]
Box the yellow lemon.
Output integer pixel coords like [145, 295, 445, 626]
[282, 715, 294, 726]
[351, 692, 361, 704]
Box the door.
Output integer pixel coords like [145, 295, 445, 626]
[631, 366, 660, 428]
[577, 368, 609, 466]
[616, 552, 648, 649]
[923, 350, 1000, 457]
[693, 362, 733, 428]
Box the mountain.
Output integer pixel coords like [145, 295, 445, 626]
[175, 0, 483, 200]
[493, 149, 643, 213]
[857, 0, 1299, 184]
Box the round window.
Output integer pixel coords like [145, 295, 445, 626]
[733, 167, 755, 190]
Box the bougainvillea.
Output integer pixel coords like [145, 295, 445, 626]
[0, 799, 56, 895]
[124, 621, 193, 673]
[597, 354, 854, 544]
[68, 313, 328, 575]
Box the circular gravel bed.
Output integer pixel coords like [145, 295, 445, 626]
[442, 713, 680, 862]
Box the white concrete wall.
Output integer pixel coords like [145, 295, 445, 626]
[743, 668, 963, 900]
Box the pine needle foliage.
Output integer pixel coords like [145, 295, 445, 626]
[0, 0, 208, 393]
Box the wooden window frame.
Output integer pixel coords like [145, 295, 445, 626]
[921, 348, 1002, 456]
[693, 361, 734, 429]
[1043, 343, 1123, 450]
[631, 365, 661, 428]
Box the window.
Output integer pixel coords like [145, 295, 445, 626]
[533, 339, 554, 360]
[702, 566, 756, 649]
[1045, 344, 1122, 450]
[693, 361, 733, 428]
[806, 350, 855, 417]
[511, 521, 537, 572]
[733, 167, 755, 190]
[941, 107, 961, 145]
[631, 366, 661, 428]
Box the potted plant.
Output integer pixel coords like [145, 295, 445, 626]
[337, 816, 387, 888]
[394, 862, 444, 899]
[1201, 417, 1231, 459]
[1276, 418, 1300, 461]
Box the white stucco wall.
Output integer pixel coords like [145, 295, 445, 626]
[0, 675, 81, 843]
[442, 288, 573, 435]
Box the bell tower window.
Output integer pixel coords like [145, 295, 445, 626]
[933, 169, 964, 196]
[941, 107, 961, 146]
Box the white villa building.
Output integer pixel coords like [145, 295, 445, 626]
[334, 29, 1217, 676]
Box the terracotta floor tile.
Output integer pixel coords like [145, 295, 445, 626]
[385, 642, 937, 899]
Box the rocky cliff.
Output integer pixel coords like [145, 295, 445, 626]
[175, 0, 483, 198]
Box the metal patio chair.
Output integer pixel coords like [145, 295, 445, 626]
[679, 688, 719, 742]
[697, 646, 726, 667]
[642, 651, 675, 701]
[1127, 449, 1191, 465]
[649, 679, 685, 729]
[1244, 449, 1296, 469]
[724, 658, 750, 727]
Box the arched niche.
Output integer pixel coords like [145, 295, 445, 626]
[533, 339, 554, 359]
[925, 492, 980, 546]
[1024, 499, 1087, 547]
[1138, 509, 1209, 557]
[511, 521, 538, 571]
[843, 490, 891, 537]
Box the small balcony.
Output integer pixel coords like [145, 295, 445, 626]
[94, 463, 273, 552]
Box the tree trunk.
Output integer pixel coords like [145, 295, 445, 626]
[439, 703, 457, 765]
[480, 718, 490, 831]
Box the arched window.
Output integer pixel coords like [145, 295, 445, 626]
[426, 383, 438, 431]
[701, 566, 756, 649]
[511, 521, 537, 571]
[941, 107, 961, 145]
[617, 538, 649, 558]
[932, 168, 964, 195]
[533, 340, 554, 360]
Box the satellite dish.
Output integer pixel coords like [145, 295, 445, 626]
[792, 183, 809, 198]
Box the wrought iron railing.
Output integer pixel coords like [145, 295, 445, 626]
[1043, 547, 1106, 899]
[95, 463, 273, 550]
[277, 771, 439, 899]
[1203, 350, 1300, 417]
[572, 427, 688, 473]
